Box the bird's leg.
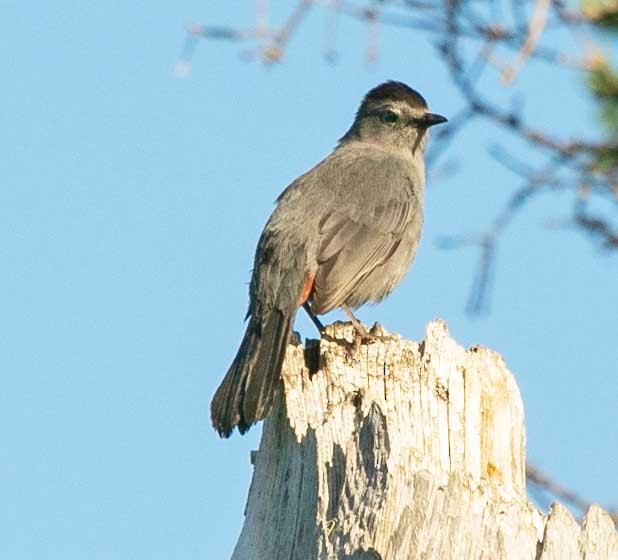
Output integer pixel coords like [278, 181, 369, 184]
[341, 304, 393, 353]
[341, 304, 369, 338]
[303, 302, 359, 355]
[340, 304, 370, 354]
[302, 302, 325, 335]
[304, 302, 391, 355]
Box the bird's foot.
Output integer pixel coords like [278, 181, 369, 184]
[337, 304, 395, 356]
[312, 321, 393, 357]
[348, 322, 394, 356]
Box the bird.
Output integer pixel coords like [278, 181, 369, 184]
[211, 81, 446, 438]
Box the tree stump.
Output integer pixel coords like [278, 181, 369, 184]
[230, 320, 618, 560]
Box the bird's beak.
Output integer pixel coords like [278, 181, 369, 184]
[420, 113, 448, 128]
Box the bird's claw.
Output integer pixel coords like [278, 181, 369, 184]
[316, 321, 393, 358]
[348, 321, 393, 356]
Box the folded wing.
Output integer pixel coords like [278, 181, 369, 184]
[311, 191, 419, 315]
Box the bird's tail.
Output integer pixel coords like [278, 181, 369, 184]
[210, 308, 294, 437]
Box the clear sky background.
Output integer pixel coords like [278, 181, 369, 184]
[1, 2, 616, 559]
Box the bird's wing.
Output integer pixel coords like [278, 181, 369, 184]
[311, 185, 419, 315]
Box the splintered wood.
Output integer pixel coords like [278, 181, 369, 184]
[231, 320, 618, 560]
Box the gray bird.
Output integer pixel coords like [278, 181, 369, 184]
[211, 81, 446, 437]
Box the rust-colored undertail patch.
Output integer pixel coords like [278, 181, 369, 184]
[298, 274, 315, 306]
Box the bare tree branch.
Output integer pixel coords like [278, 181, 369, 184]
[183, 0, 618, 523]
[177, 1, 618, 314]
[527, 462, 618, 527]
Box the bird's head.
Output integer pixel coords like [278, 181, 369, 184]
[340, 81, 447, 155]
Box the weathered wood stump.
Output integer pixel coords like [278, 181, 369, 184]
[231, 320, 618, 560]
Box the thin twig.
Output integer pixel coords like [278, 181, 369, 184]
[527, 463, 618, 526]
[502, 0, 551, 84]
[179, 0, 618, 312]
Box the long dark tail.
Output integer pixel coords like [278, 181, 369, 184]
[211, 308, 294, 438]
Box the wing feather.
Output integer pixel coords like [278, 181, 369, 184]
[311, 195, 417, 314]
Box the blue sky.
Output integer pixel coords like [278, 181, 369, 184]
[1, 2, 616, 558]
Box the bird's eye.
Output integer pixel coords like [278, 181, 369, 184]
[381, 111, 399, 124]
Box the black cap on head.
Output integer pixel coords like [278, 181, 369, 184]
[362, 81, 428, 110]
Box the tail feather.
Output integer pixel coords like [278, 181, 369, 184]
[211, 308, 294, 437]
